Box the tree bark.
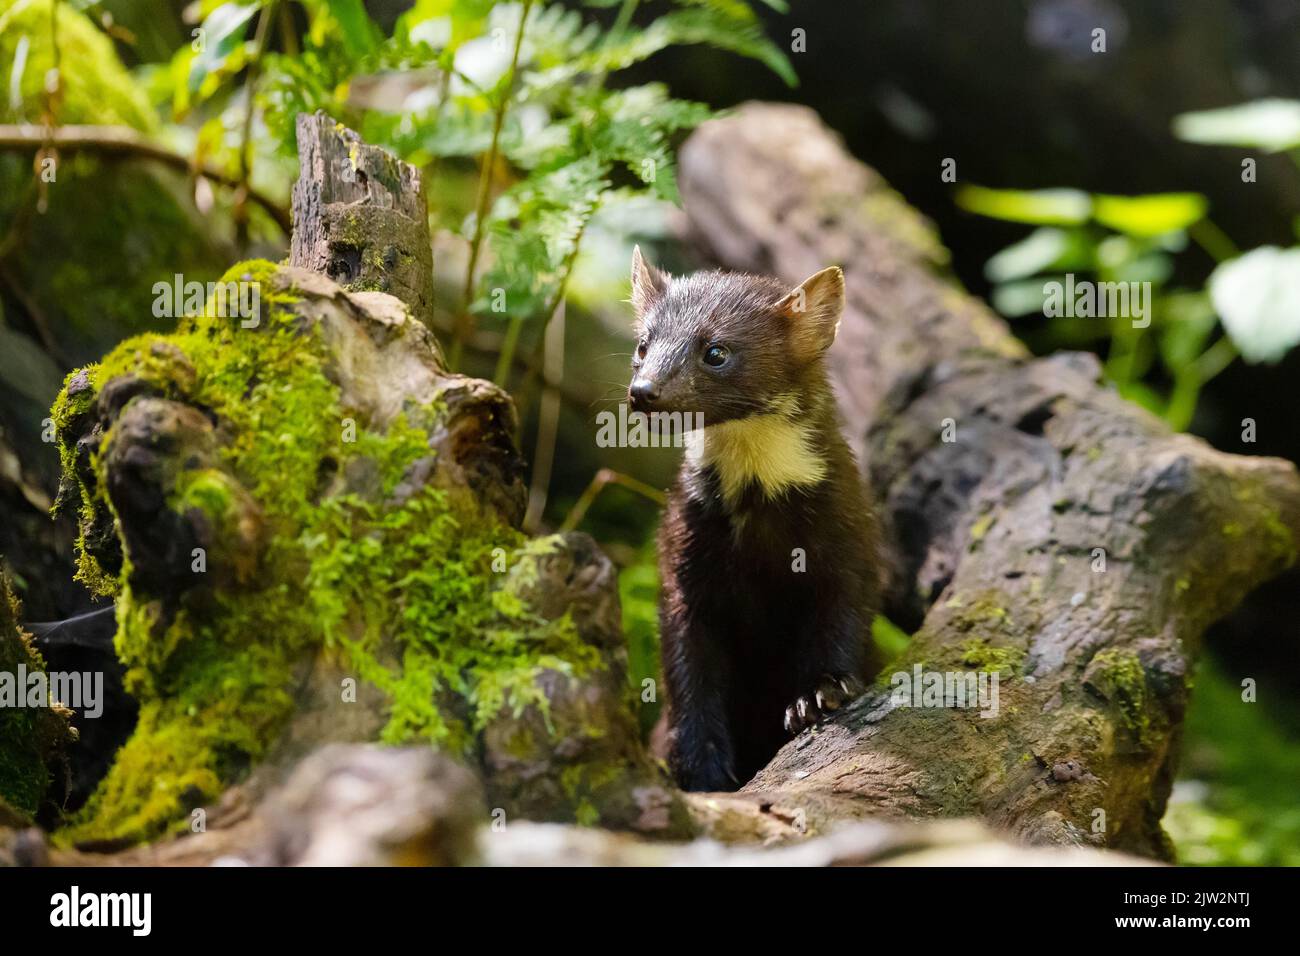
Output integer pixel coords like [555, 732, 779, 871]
[678, 103, 1300, 858]
[290, 112, 434, 323]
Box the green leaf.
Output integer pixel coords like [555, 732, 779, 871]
[1173, 99, 1300, 153]
[985, 227, 1070, 282]
[0, 326, 62, 405]
[1092, 193, 1207, 237]
[1209, 246, 1300, 364]
[990, 278, 1053, 318]
[1116, 380, 1165, 415]
[317, 0, 382, 57]
[188, 2, 262, 98]
[478, 156, 611, 319]
[1159, 292, 1216, 370]
[956, 185, 1091, 225]
[657, 7, 796, 86]
[871, 615, 911, 658]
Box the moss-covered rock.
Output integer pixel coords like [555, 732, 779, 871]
[0, 0, 235, 621]
[51, 263, 685, 846]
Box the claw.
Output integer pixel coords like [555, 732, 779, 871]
[784, 674, 866, 736]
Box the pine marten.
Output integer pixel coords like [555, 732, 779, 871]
[628, 248, 883, 792]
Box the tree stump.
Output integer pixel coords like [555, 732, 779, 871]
[290, 111, 435, 323]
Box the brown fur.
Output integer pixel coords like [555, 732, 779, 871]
[629, 250, 882, 790]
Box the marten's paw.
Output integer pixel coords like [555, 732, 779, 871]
[784, 675, 866, 734]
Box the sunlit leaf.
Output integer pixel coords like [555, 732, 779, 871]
[1093, 193, 1207, 237]
[956, 185, 1091, 225]
[1209, 246, 1300, 363]
[317, 0, 381, 57]
[990, 278, 1053, 317]
[985, 227, 1070, 282]
[189, 2, 261, 98]
[1173, 99, 1300, 153]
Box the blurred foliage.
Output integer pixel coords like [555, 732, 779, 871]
[139, 0, 793, 375]
[617, 535, 660, 736]
[0, 0, 228, 473]
[1174, 98, 1300, 154]
[957, 99, 1300, 431]
[1165, 657, 1300, 866]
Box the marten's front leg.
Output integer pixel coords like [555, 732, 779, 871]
[661, 612, 738, 791]
[783, 605, 871, 735]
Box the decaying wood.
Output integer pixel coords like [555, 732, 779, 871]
[678, 103, 1300, 858]
[290, 112, 434, 322]
[23, 745, 1147, 867]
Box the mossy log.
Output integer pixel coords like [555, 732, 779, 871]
[678, 103, 1300, 858]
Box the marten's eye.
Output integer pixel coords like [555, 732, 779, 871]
[703, 344, 730, 368]
[635, 339, 648, 361]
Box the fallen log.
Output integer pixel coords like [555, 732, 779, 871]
[678, 103, 1300, 858]
[27, 744, 1148, 867]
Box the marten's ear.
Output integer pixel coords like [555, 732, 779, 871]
[780, 266, 844, 360]
[631, 245, 669, 316]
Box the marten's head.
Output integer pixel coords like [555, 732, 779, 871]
[627, 248, 844, 425]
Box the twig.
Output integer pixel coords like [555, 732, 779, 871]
[559, 467, 665, 533]
[0, 125, 292, 232]
[1188, 217, 1239, 264]
[523, 298, 565, 533]
[0, 261, 66, 366]
[493, 314, 524, 386]
[233, 0, 278, 254]
[427, 310, 602, 413]
[514, 220, 589, 418]
[451, 0, 535, 369]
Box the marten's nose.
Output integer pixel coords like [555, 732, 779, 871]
[629, 377, 661, 410]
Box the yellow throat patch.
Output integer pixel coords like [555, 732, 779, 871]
[688, 411, 828, 508]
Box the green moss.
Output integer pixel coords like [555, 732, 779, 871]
[946, 589, 1013, 633]
[1089, 648, 1153, 746]
[0, 572, 72, 817]
[968, 512, 995, 544]
[56, 262, 601, 845]
[0, 0, 156, 130]
[958, 638, 1024, 676]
